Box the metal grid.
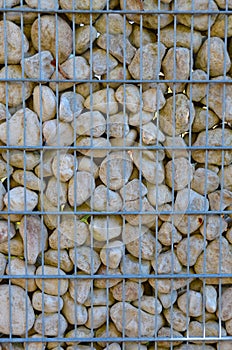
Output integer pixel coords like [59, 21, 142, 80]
[0, 0, 231, 349]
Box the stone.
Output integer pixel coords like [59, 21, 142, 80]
[128, 43, 166, 80]
[174, 188, 209, 235]
[158, 222, 182, 246]
[60, 92, 84, 123]
[157, 327, 183, 347]
[133, 296, 162, 315]
[92, 185, 123, 212]
[89, 215, 122, 242]
[85, 306, 108, 329]
[62, 292, 88, 325]
[52, 153, 76, 183]
[23, 50, 54, 80]
[68, 171, 95, 207]
[163, 306, 190, 332]
[174, 0, 218, 31]
[111, 281, 144, 302]
[176, 234, 205, 266]
[218, 164, 232, 191]
[152, 250, 182, 274]
[208, 189, 232, 211]
[75, 25, 98, 55]
[220, 287, 232, 321]
[72, 110, 106, 137]
[110, 302, 164, 337]
[158, 290, 178, 309]
[0, 20, 29, 64]
[178, 291, 203, 317]
[0, 252, 6, 283]
[95, 13, 132, 36]
[4, 186, 38, 211]
[0, 65, 34, 107]
[0, 108, 40, 147]
[45, 176, 68, 207]
[0, 220, 16, 244]
[191, 168, 220, 195]
[199, 215, 228, 240]
[0, 233, 24, 257]
[32, 291, 64, 313]
[194, 237, 232, 284]
[84, 88, 118, 115]
[44, 249, 74, 273]
[75, 136, 111, 158]
[100, 240, 124, 269]
[97, 34, 136, 65]
[196, 37, 231, 77]
[129, 24, 157, 48]
[12, 170, 46, 192]
[36, 265, 69, 296]
[34, 312, 68, 336]
[120, 179, 147, 201]
[163, 136, 189, 159]
[99, 152, 133, 190]
[187, 320, 227, 343]
[159, 94, 195, 136]
[69, 246, 101, 274]
[128, 110, 154, 126]
[162, 47, 191, 93]
[211, 14, 232, 38]
[60, 0, 106, 24]
[77, 157, 99, 179]
[84, 288, 115, 307]
[120, 254, 150, 282]
[204, 285, 217, 313]
[141, 122, 166, 145]
[115, 84, 141, 114]
[165, 157, 194, 191]
[94, 265, 122, 288]
[31, 15, 72, 63]
[0, 284, 35, 335]
[43, 120, 74, 146]
[187, 71, 208, 103]
[108, 112, 130, 138]
[160, 24, 202, 54]
[123, 197, 156, 227]
[49, 218, 89, 249]
[90, 48, 118, 75]
[69, 276, 92, 305]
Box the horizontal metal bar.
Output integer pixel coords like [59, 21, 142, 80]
[0, 7, 232, 15]
[1, 336, 232, 344]
[1, 273, 231, 280]
[0, 145, 232, 151]
[1, 210, 231, 216]
[0, 78, 231, 84]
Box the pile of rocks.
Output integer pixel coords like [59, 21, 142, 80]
[0, 0, 231, 349]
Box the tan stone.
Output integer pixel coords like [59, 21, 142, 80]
[111, 281, 144, 302]
[69, 246, 101, 274]
[36, 265, 69, 296]
[62, 292, 88, 325]
[34, 312, 68, 336]
[84, 88, 118, 115]
[85, 306, 108, 329]
[32, 291, 64, 313]
[44, 249, 74, 273]
[176, 234, 205, 266]
[191, 168, 220, 195]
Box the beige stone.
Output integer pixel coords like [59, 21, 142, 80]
[19, 215, 48, 264]
[0, 284, 35, 335]
[162, 47, 191, 93]
[12, 169, 45, 192]
[196, 37, 231, 77]
[163, 136, 189, 159]
[49, 218, 89, 249]
[62, 292, 88, 325]
[36, 265, 69, 296]
[123, 224, 162, 260]
[120, 254, 150, 282]
[34, 312, 68, 336]
[226, 319, 232, 335]
[0, 252, 6, 283]
[178, 291, 203, 317]
[25, 334, 46, 350]
[68, 171, 95, 207]
[32, 291, 64, 313]
[176, 234, 205, 266]
[75, 80, 101, 98]
[85, 306, 108, 329]
[96, 322, 121, 347]
[4, 186, 38, 211]
[121, 0, 173, 30]
[174, 188, 209, 235]
[175, 0, 218, 31]
[60, 92, 84, 123]
[187, 320, 227, 343]
[72, 111, 106, 138]
[123, 197, 156, 227]
[129, 24, 157, 49]
[89, 48, 118, 75]
[95, 13, 132, 36]
[160, 24, 202, 54]
[0, 108, 40, 147]
[0, 233, 24, 256]
[84, 288, 114, 307]
[204, 285, 217, 313]
[208, 189, 232, 211]
[51, 153, 76, 183]
[6, 257, 35, 291]
[141, 122, 166, 145]
[163, 306, 189, 332]
[220, 287, 232, 321]
[77, 156, 99, 179]
[75, 25, 97, 55]
[60, 0, 106, 24]
[45, 176, 68, 207]
[92, 185, 122, 212]
[84, 88, 118, 115]
[194, 237, 232, 284]
[128, 43, 166, 80]
[69, 246, 101, 274]
[100, 240, 124, 269]
[165, 157, 194, 191]
[120, 179, 147, 201]
[199, 215, 228, 240]
[186, 70, 208, 103]
[211, 14, 232, 38]
[115, 84, 141, 114]
[31, 15, 72, 63]
[157, 327, 183, 347]
[99, 152, 133, 191]
[94, 265, 122, 288]
[69, 276, 92, 305]
[128, 110, 154, 126]
[43, 120, 74, 147]
[159, 94, 195, 136]
[24, 50, 54, 80]
[49, 56, 90, 92]
[102, 65, 132, 89]
[158, 222, 182, 246]
[25, 0, 58, 8]
[191, 168, 220, 195]
[0, 20, 29, 64]
[110, 302, 164, 337]
[108, 112, 130, 138]
[44, 249, 73, 273]
[111, 281, 144, 302]
[133, 296, 162, 315]
[89, 215, 122, 242]
[152, 250, 182, 274]
[0, 65, 34, 107]
[219, 164, 232, 191]
[201, 76, 232, 122]
[0, 220, 16, 244]
[158, 290, 178, 309]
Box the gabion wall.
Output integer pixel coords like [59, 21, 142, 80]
[0, 0, 232, 349]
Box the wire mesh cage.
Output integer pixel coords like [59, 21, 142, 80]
[0, 0, 232, 349]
